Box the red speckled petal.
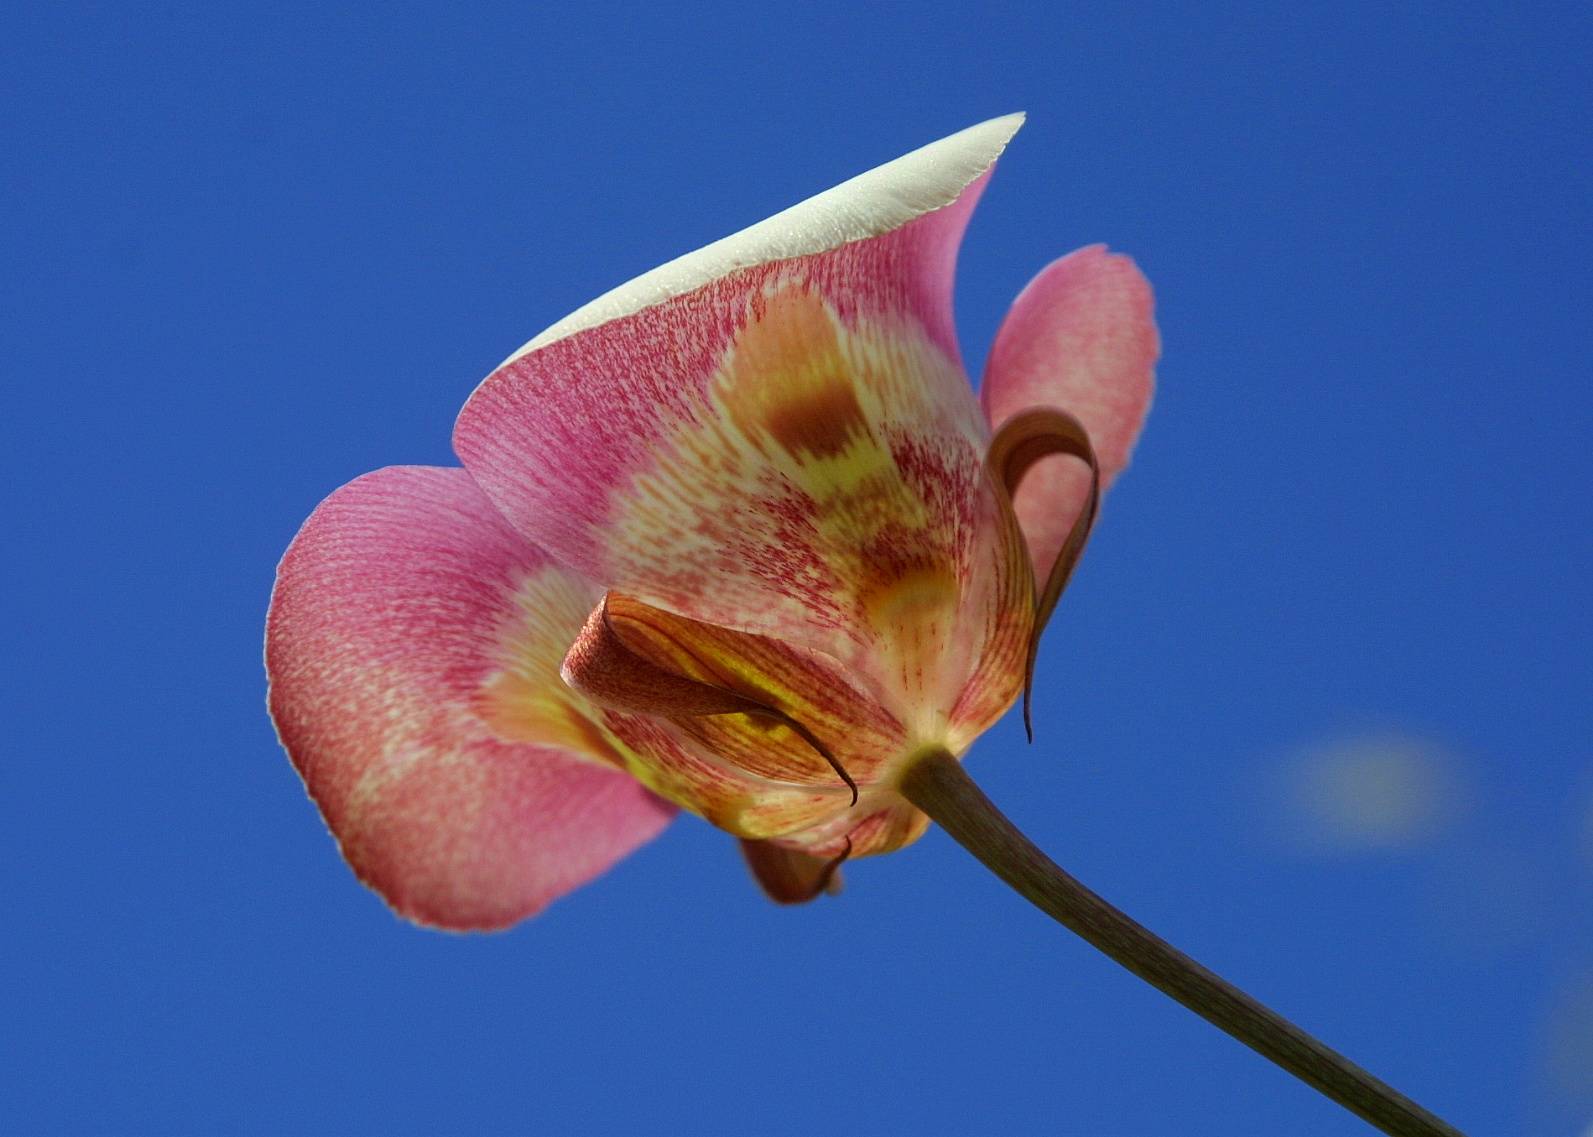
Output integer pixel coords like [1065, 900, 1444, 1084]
[453, 119, 1029, 735]
[266, 466, 674, 930]
[980, 245, 1158, 582]
[563, 592, 907, 791]
[769, 799, 933, 861]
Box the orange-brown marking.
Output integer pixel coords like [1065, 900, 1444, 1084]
[720, 288, 872, 459]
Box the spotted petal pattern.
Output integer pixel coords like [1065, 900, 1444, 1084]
[455, 120, 1032, 739]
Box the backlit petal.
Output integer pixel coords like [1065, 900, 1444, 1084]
[596, 713, 851, 841]
[980, 245, 1157, 582]
[774, 799, 933, 861]
[560, 591, 961, 858]
[503, 113, 1025, 361]
[564, 592, 906, 790]
[266, 466, 674, 930]
[454, 118, 1031, 737]
[561, 591, 913, 842]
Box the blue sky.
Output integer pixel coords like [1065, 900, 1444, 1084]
[4, 3, 1590, 1135]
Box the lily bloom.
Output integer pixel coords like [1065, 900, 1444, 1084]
[266, 113, 1156, 930]
[264, 115, 1469, 1137]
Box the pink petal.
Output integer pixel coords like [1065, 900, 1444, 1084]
[980, 245, 1158, 582]
[453, 117, 1024, 665]
[266, 466, 674, 930]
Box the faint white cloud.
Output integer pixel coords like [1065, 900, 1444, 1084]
[1266, 730, 1466, 854]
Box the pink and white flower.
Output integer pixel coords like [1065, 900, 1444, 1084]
[266, 114, 1157, 929]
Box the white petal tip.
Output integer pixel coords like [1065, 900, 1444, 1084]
[504, 114, 1027, 363]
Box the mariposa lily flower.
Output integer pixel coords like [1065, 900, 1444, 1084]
[267, 112, 1154, 926]
[267, 116, 1466, 1137]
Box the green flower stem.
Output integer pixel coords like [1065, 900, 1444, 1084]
[898, 747, 1464, 1137]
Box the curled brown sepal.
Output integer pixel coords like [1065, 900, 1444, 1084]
[986, 407, 1101, 741]
[561, 593, 860, 804]
[739, 836, 851, 905]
